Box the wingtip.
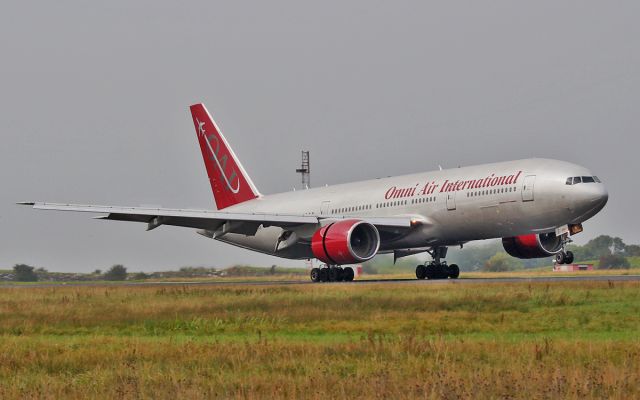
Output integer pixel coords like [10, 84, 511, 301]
[17, 201, 36, 206]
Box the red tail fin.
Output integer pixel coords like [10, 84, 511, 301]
[190, 103, 260, 209]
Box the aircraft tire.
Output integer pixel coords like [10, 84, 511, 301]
[425, 264, 437, 280]
[448, 264, 460, 279]
[343, 267, 355, 282]
[565, 251, 574, 264]
[329, 267, 340, 282]
[310, 268, 321, 282]
[415, 265, 427, 280]
[319, 268, 329, 282]
[555, 252, 566, 265]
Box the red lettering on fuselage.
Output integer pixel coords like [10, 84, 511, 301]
[384, 171, 523, 199]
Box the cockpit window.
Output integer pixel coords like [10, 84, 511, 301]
[566, 176, 601, 185]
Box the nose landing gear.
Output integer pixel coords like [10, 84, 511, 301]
[555, 231, 575, 265]
[555, 250, 574, 265]
[415, 246, 460, 280]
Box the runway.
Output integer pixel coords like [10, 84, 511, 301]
[2, 274, 639, 288]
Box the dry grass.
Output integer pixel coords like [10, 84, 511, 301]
[0, 281, 638, 399]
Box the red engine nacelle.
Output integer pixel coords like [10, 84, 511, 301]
[311, 219, 380, 265]
[502, 233, 563, 259]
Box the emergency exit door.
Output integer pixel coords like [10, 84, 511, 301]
[446, 192, 456, 210]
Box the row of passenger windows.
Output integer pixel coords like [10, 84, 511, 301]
[378, 199, 408, 208]
[331, 187, 520, 214]
[332, 204, 372, 214]
[331, 196, 434, 214]
[467, 186, 517, 197]
[412, 196, 436, 204]
[566, 176, 601, 185]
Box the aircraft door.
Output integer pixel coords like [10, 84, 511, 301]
[446, 192, 456, 210]
[522, 175, 535, 202]
[320, 201, 331, 215]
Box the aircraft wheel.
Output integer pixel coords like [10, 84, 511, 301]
[343, 267, 355, 282]
[415, 265, 427, 280]
[310, 268, 321, 282]
[555, 252, 566, 265]
[319, 268, 329, 282]
[329, 267, 340, 282]
[434, 264, 447, 279]
[448, 264, 460, 279]
[425, 263, 437, 280]
[335, 267, 345, 282]
[565, 251, 574, 264]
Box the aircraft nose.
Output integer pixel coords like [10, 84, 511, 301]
[573, 183, 608, 218]
[589, 184, 608, 208]
[598, 186, 609, 208]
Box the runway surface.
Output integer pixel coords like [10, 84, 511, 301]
[2, 274, 639, 288]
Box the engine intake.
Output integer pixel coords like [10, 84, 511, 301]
[502, 233, 563, 259]
[311, 219, 380, 265]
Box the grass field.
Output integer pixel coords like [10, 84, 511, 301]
[0, 280, 639, 399]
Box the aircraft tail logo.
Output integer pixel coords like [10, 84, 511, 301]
[190, 103, 259, 209]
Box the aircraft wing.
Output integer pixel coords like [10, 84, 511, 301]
[18, 202, 413, 236]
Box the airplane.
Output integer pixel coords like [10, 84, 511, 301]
[20, 103, 609, 282]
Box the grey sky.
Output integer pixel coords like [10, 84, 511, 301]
[1, 1, 638, 272]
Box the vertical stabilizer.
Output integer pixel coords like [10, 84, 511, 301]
[190, 103, 260, 209]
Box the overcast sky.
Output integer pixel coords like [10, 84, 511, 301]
[1, 1, 638, 272]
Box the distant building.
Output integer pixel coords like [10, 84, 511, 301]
[553, 264, 594, 272]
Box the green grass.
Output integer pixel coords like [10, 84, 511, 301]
[0, 281, 638, 398]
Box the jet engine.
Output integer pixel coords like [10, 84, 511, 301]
[311, 219, 380, 265]
[502, 233, 563, 259]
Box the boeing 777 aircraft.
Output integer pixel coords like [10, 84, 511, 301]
[21, 103, 609, 282]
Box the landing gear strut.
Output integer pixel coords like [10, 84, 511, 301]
[415, 246, 460, 280]
[310, 265, 355, 282]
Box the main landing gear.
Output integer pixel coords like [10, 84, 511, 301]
[415, 246, 460, 280]
[310, 265, 355, 283]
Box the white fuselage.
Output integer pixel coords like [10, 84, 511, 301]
[216, 158, 608, 260]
